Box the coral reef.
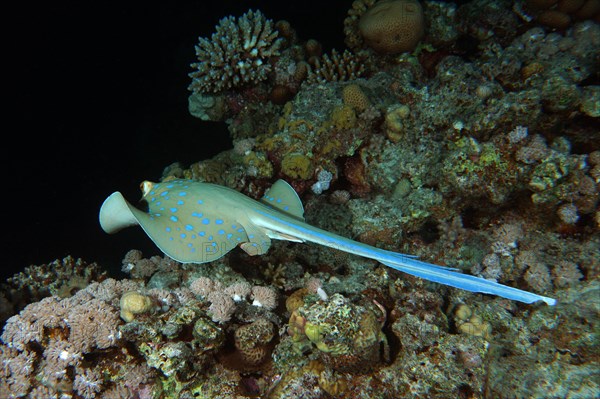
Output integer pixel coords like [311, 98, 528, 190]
[0, 256, 107, 324]
[4, 2, 600, 398]
[0, 279, 152, 398]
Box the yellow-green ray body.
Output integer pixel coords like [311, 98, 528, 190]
[100, 179, 556, 306]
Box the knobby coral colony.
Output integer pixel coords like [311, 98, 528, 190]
[3, 2, 600, 398]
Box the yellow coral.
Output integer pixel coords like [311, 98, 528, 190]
[120, 291, 153, 322]
[384, 104, 410, 142]
[318, 368, 349, 397]
[243, 151, 274, 178]
[286, 288, 308, 313]
[281, 153, 313, 179]
[358, 0, 425, 54]
[454, 304, 492, 340]
[329, 104, 358, 130]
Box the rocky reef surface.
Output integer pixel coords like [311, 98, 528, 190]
[1, 1, 599, 398]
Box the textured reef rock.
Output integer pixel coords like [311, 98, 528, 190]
[2, 1, 600, 398]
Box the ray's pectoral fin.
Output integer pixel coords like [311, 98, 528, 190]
[239, 224, 272, 256]
[99, 192, 142, 233]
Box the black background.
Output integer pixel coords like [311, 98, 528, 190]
[4, 1, 349, 279]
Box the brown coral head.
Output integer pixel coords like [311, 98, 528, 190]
[558, 0, 586, 14]
[527, 0, 559, 9]
[527, 0, 600, 27]
[358, 0, 425, 54]
[305, 39, 323, 58]
[270, 85, 295, 105]
[234, 318, 275, 366]
[537, 9, 572, 28]
[342, 84, 371, 112]
[573, 0, 600, 20]
[343, 156, 371, 195]
[275, 19, 296, 42]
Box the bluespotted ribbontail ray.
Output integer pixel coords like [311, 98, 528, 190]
[99, 179, 556, 305]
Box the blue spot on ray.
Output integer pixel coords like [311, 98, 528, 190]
[192, 212, 203, 218]
[197, 200, 204, 204]
[218, 229, 225, 235]
[185, 224, 194, 231]
[215, 219, 223, 225]
[179, 192, 187, 196]
[170, 216, 178, 222]
[177, 200, 184, 205]
[170, 208, 178, 213]
[199, 232, 206, 237]
[180, 233, 186, 239]
[202, 218, 210, 225]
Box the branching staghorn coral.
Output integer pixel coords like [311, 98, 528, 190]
[306, 49, 369, 84]
[189, 9, 283, 94]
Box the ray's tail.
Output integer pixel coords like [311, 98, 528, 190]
[376, 255, 556, 305]
[254, 210, 557, 306]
